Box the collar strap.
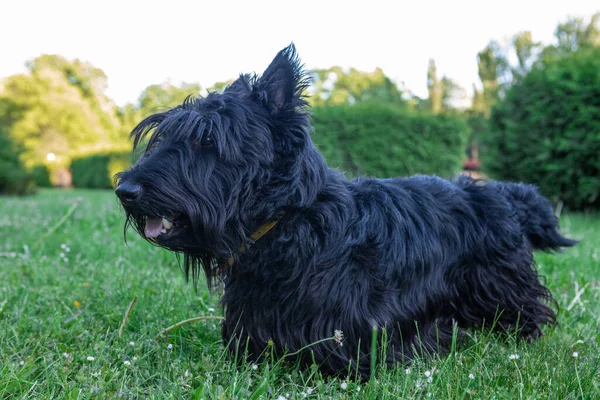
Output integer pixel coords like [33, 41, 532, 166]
[226, 218, 281, 267]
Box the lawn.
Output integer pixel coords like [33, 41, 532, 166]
[1, 189, 599, 399]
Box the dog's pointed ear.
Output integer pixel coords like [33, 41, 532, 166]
[255, 43, 309, 115]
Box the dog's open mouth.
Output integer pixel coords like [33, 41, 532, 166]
[144, 216, 178, 239]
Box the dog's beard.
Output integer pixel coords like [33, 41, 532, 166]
[122, 199, 239, 289]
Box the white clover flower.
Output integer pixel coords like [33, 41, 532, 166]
[508, 354, 520, 360]
[252, 364, 259, 370]
[340, 381, 348, 390]
[87, 356, 95, 361]
[405, 368, 411, 374]
[276, 396, 287, 400]
[468, 373, 475, 379]
[124, 360, 131, 366]
[167, 344, 173, 350]
[424, 370, 431, 377]
[208, 307, 215, 313]
[334, 329, 344, 346]
[63, 352, 70, 358]
[572, 351, 579, 358]
[306, 388, 313, 395]
[129, 341, 135, 346]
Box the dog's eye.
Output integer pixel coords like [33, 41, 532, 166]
[200, 132, 214, 147]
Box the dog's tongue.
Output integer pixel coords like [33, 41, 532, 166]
[144, 216, 163, 238]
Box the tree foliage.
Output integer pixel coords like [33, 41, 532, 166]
[424, 59, 466, 115]
[137, 82, 201, 117]
[116, 81, 202, 139]
[309, 67, 406, 107]
[0, 55, 120, 170]
[427, 59, 443, 114]
[554, 12, 600, 53]
[484, 46, 600, 210]
[471, 13, 600, 168]
[206, 79, 236, 94]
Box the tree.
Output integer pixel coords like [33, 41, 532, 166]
[309, 67, 406, 107]
[512, 31, 542, 80]
[555, 12, 600, 52]
[422, 60, 466, 115]
[137, 81, 201, 117]
[475, 41, 512, 116]
[0, 55, 120, 169]
[206, 79, 236, 94]
[470, 14, 599, 168]
[426, 59, 443, 114]
[117, 81, 202, 139]
[469, 37, 525, 164]
[484, 46, 600, 210]
[441, 77, 467, 112]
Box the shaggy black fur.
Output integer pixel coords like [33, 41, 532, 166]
[115, 44, 578, 378]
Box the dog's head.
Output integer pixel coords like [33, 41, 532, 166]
[115, 44, 327, 287]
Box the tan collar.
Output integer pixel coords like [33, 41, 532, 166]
[226, 218, 281, 267]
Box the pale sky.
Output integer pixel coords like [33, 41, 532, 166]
[1, 0, 598, 106]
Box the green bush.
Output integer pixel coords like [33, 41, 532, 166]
[0, 127, 35, 195]
[31, 164, 52, 187]
[312, 103, 470, 178]
[71, 151, 132, 189]
[484, 46, 600, 210]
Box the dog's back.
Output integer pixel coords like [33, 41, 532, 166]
[345, 174, 575, 270]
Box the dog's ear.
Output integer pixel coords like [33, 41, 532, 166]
[255, 43, 309, 115]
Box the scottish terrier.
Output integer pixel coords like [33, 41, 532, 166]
[115, 44, 577, 378]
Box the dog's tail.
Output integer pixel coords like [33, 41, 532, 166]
[496, 182, 579, 252]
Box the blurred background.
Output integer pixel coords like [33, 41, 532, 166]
[1, 1, 599, 211]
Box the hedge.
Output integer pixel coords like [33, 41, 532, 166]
[312, 103, 470, 178]
[484, 46, 600, 210]
[69, 104, 470, 188]
[0, 127, 35, 195]
[71, 151, 133, 189]
[31, 164, 53, 187]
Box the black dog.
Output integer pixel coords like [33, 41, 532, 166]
[115, 44, 577, 378]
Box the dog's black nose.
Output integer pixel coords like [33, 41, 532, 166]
[115, 182, 142, 204]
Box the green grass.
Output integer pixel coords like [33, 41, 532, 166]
[1, 189, 599, 399]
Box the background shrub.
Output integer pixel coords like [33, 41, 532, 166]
[484, 46, 600, 210]
[0, 126, 35, 195]
[31, 164, 53, 188]
[312, 103, 470, 178]
[71, 151, 132, 189]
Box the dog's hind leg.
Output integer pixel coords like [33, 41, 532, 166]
[452, 245, 556, 340]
